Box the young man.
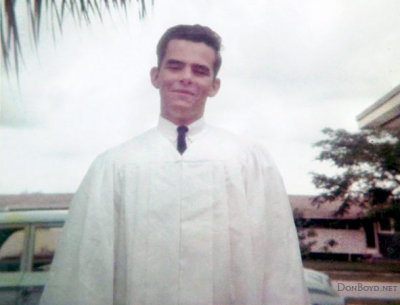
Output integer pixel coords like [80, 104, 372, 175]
[40, 25, 309, 305]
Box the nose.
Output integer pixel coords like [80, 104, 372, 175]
[179, 67, 193, 86]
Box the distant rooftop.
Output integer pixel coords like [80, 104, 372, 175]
[0, 193, 365, 218]
[357, 84, 400, 129]
[289, 195, 366, 219]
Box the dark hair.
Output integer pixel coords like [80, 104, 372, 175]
[156, 24, 222, 77]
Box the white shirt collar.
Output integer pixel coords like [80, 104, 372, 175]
[157, 116, 206, 142]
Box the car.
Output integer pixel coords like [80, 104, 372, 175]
[0, 208, 66, 305]
[304, 268, 345, 305]
[0, 207, 345, 305]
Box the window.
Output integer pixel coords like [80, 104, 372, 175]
[379, 218, 393, 232]
[297, 219, 361, 230]
[0, 227, 25, 272]
[363, 221, 376, 248]
[32, 226, 62, 272]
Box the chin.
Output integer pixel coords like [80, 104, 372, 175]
[166, 109, 197, 125]
[169, 101, 196, 114]
[173, 98, 194, 106]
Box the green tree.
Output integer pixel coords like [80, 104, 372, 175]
[1, 0, 149, 72]
[312, 128, 400, 257]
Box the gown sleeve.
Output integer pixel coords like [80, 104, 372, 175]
[39, 153, 115, 305]
[244, 143, 310, 305]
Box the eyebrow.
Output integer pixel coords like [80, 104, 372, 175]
[165, 59, 184, 66]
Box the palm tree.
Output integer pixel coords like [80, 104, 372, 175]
[1, 0, 149, 73]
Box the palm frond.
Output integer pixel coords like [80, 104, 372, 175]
[1, 0, 149, 74]
[1, 0, 23, 74]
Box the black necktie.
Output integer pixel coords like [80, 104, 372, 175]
[177, 125, 189, 154]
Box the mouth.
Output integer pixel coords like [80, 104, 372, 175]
[172, 89, 194, 96]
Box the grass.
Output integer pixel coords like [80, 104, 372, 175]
[303, 259, 400, 273]
[345, 300, 400, 305]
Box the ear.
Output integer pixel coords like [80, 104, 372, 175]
[208, 78, 221, 97]
[150, 67, 160, 89]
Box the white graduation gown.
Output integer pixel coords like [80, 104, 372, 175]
[40, 118, 310, 305]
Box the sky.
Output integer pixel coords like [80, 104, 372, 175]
[1, 0, 400, 195]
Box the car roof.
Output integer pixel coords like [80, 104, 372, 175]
[0, 209, 68, 224]
[0, 194, 72, 211]
[303, 268, 329, 281]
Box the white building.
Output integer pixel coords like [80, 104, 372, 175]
[357, 84, 400, 129]
[289, 195, 386, 261]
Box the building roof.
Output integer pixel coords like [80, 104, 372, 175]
[357, 84, 400, 129]
[0, 193, 366, 219]
[289, 195, 366, 219]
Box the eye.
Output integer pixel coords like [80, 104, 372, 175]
[193, 66, 210, 76]
[167, 64, 181, 70]
[193, 67, 210, 76]
[165, 60, 184, 70]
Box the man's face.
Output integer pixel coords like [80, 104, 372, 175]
[150, 39, 220, 125]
